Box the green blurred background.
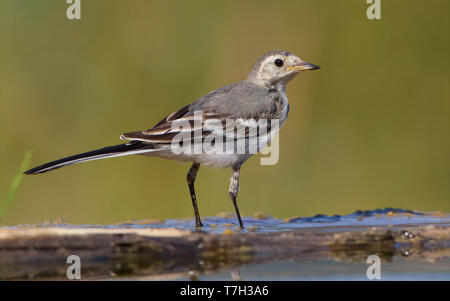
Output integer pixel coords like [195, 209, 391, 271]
[0, 0, 448, 225]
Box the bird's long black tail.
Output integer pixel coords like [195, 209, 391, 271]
[24, 141, 154, 175]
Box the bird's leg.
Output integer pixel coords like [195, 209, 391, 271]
[229, 164, 244, 228]
[187, 163, 203, 227]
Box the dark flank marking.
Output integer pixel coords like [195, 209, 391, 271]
[270, 96, 281, 114]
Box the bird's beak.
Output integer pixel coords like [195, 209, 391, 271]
[287, 62, 320, 71]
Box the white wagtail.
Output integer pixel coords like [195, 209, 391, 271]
[25, 50, 319, 228]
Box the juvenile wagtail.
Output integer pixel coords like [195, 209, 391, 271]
[25, 50, 319, 228]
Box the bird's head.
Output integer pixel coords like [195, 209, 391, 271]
[247, 50, 319, 88]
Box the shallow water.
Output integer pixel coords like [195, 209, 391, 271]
[15, 207, 450, 233]
[117, 208, 450, 281]
[125, 208, 450, 234]
[171, 258, 450, 281]
[4, 208, 450, 280]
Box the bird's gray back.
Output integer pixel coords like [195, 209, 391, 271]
[187, 80, 288, 122]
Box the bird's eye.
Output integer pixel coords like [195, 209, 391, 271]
[274, 59, 284, 67]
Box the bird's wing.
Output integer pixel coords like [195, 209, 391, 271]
[120, 81, 279, 145]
